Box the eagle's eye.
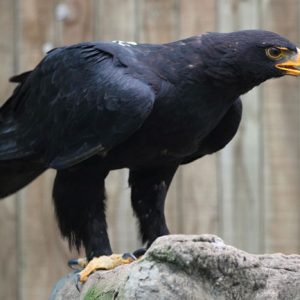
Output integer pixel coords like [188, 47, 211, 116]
[266, 47, 284, 60]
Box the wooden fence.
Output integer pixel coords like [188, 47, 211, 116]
[0, 0, 299, 299]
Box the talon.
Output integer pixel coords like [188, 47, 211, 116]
[122, 252, 137, 260]
[68, 257, 88, 270]
[79, 254, 136, 283]
[133, 248, 147, 258]
[75, 274, 83, 292]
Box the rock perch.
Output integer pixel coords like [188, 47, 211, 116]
[50, 234, 300, 300]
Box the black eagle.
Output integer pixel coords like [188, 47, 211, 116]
[0, 30, 299, 281]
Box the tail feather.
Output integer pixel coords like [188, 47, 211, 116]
[0, 70, 45, 198]
[0, 156, 46, 198]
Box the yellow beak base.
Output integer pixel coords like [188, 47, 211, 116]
[275, 48, 300, 76]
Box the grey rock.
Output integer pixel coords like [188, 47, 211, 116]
[50, 234, 300, 300]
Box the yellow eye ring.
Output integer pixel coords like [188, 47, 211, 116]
[266, 47, 284, 60]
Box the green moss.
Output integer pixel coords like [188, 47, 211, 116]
[150, 247, 177, 263]
[149, 247, 189, 270]
[83, 287, 118, 300]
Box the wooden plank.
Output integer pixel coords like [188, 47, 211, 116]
[216, 0, 237, 249]
[96, 0, 136, 41]
[260, 0, 300, 253]
[179, 0, 216, 37]
[177, 0, 218, 236]
[0, 0, 18, 299]
[231, 0, 264, 254]
[54, 0, 94, 45]
[217, 0, 264, 253]
[136, 0, 178, 44]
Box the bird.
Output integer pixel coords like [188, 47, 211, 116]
[0, 30, 299, 282]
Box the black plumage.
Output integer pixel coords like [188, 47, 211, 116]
[0, 30, 299, 260]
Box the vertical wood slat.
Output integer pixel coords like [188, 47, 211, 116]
[216, 0, 239, 247]
[231, 0, 264, 254]
[136, 0, 178, 44]
[96, 0, 136, 41]
[217, 0, 264, 253]
[261, 0, 300, 253]
[0, 1, 18, 299]
[55, 0, 94, 46]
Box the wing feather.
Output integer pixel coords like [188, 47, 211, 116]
[0, 43, 156, 169]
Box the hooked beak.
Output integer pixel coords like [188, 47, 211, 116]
[275, 48, 300, 76]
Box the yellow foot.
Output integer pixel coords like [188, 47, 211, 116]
[79, 254, 136, 283]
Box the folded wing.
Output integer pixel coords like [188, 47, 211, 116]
[0, 43, 156, 169]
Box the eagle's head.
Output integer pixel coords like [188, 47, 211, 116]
[202, 30, 300, 93]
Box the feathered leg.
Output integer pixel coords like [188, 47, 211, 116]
[53, 156, 111, 259]
[129, 165, 178, 248]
